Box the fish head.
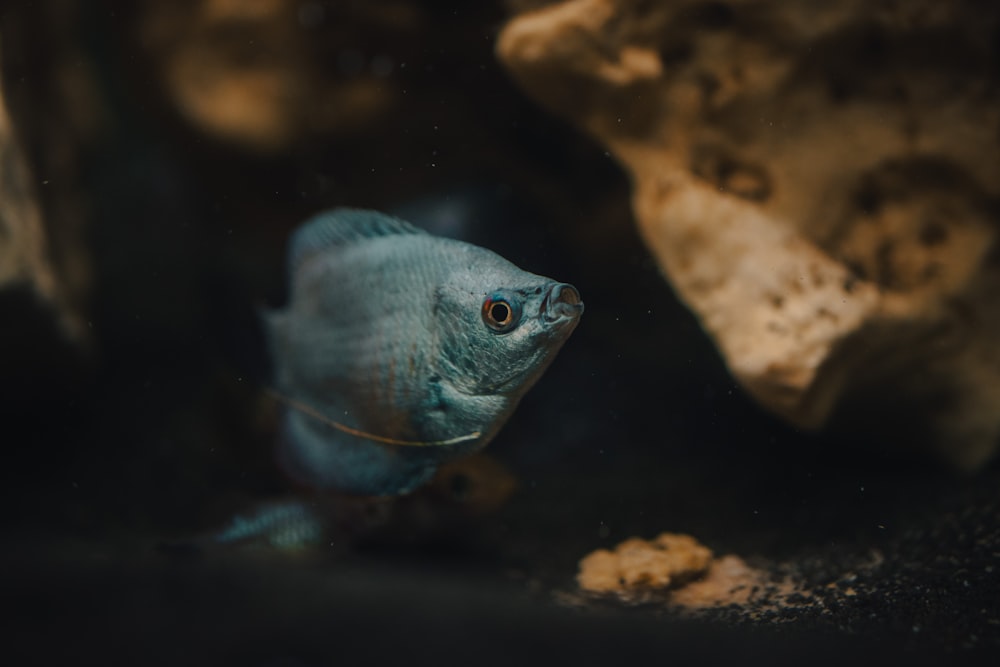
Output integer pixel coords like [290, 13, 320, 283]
[433, 255, 583, 399]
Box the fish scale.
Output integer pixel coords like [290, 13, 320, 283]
[265, 208, 583, 496]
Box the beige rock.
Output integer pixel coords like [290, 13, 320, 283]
[498, 0, 1000, 468]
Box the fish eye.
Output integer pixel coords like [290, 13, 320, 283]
[482, 293, 521, 333]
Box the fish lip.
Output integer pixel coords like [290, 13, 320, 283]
[540, 282, 584, 324]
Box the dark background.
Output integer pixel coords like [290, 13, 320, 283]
[1, 2, 997, 664]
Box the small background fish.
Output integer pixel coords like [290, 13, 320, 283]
[265, 208, 583, 496]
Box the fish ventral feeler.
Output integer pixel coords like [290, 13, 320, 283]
[264, 208, 583, 496]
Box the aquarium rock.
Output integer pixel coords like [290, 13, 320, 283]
[499, 0, 1000, 468]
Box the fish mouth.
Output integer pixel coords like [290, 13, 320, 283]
[540, 282, 584, 324]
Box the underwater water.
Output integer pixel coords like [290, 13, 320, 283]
[2, 2, 999, 665]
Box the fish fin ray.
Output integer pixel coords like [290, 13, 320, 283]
[289, 208, 425, 269]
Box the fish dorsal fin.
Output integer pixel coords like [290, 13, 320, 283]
[289, 208, 425, 268]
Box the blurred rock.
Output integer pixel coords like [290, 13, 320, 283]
[1, 3, 100, 343]
[0, 74, 58, 308]
[498, 0, 1000, 468]
[0, 40, 89, 416]
[0, 6, 101, 425]
[137, 0, 414, 152]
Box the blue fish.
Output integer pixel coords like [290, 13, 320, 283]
[265, 208, 583, 496]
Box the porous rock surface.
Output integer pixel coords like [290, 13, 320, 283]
[498, 0, 1000, 468]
